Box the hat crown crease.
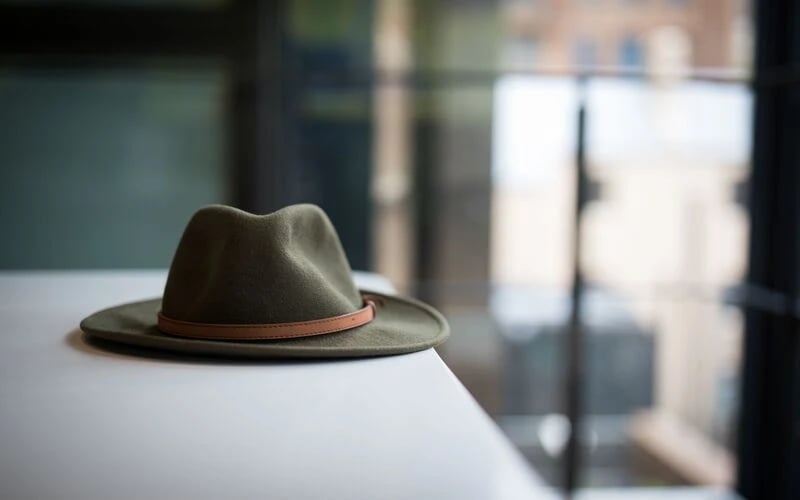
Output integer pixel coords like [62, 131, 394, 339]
[161, 204, 362, 326]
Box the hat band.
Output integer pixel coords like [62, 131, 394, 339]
[156, 300, 376, 341]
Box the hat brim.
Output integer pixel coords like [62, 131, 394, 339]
[79, 290, 449, 359]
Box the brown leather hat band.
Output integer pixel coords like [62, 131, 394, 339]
[157, 300, 376, 341]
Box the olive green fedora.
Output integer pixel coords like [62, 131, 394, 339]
[80, 204, 449, 358]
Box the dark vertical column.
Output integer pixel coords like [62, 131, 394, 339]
[563, 80, 588, 496]
[410, 0, 440, 303]
[413, 116, 438, 302]
[737, 0, 800, 499]
[228, 0, 287, 213]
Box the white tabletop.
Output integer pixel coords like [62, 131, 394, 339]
[0, 271, 550, 500]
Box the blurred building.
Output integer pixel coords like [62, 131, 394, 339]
[501, 0, 751, 71]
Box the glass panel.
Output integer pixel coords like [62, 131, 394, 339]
[0, 67, 227, 268]
[371, 0, 753, 491]
[581, 76, 751, 486]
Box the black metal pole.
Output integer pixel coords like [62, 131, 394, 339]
[564, 77, 588, 497]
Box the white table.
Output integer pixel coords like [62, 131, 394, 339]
[0, 271, 551, 500]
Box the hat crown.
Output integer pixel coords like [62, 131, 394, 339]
[161, 204, 361, 325]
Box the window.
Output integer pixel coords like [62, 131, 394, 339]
[574, 37, 598, 68]
[619, 35, 644, 67]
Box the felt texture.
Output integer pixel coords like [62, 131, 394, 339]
[79, 204, 449, 359]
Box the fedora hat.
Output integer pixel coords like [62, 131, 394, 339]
[80, 204, 449, 358]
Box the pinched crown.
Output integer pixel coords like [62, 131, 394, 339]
[161, 204, 362, 325]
